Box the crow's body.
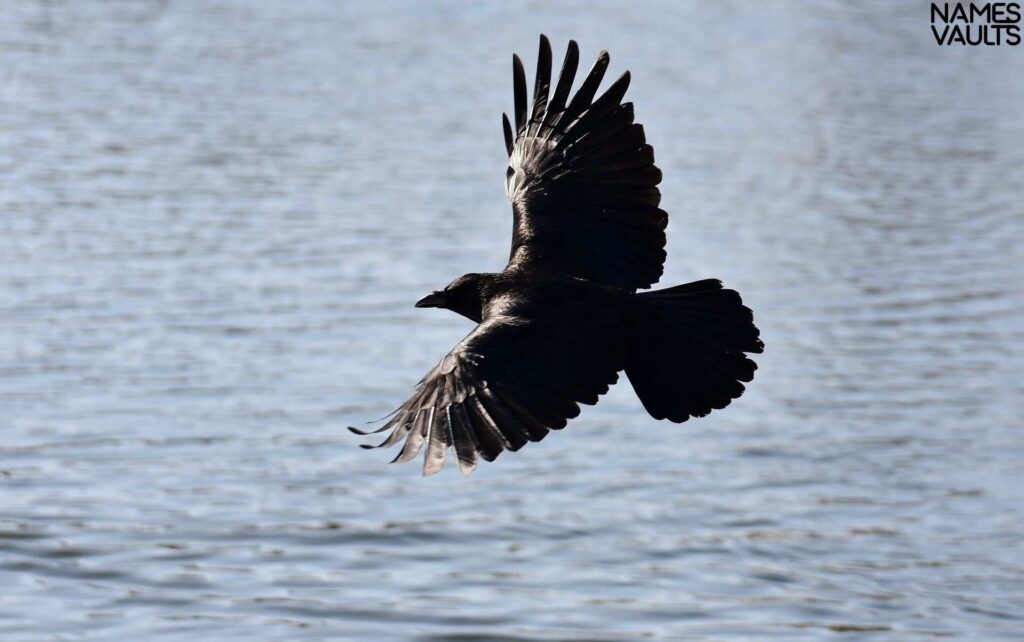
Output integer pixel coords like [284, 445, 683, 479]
[352, 36, 763, 475]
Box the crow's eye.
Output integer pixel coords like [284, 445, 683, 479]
[506, 167, 515, 180]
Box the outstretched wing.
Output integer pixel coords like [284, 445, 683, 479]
[351, 297, 626, 475]
[502, 35, 668, 291]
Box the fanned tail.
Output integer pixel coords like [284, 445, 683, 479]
[626, 279, 763, 422]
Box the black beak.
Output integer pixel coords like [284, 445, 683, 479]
[415, 291, 447, 309]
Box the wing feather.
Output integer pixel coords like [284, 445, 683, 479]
[492, 387, 555, 442]
[353, 292, 627, 475]
[423, 406, 451, 475]
[512, 54, 528, 134]
[463, 399, 507, 461]
[470, 394, 527, 452]
[547, 40, 579, 117]
[502, 113, 514, 155]
[478, 387, 547, 444]
[504, 36, 668, 290]
[449, 403, 480, 474]
[555, 50, 609, 129]
[392, 408, 431, 463]
[530, 35, 552, 129]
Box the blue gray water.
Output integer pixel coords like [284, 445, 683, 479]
[2, 2, 1023, 640]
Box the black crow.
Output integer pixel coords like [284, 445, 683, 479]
[352, 36, 763, 475]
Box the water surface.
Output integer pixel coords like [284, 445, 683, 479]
[1, 2, 1023, 640]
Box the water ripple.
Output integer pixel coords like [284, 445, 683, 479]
[1, 2, 1022, 641]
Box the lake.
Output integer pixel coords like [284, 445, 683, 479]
[1, 2, 1022, 640]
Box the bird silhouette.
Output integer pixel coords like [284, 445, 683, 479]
[351, 35, 763, 475]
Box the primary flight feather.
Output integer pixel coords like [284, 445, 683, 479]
[351, 35, 763, 475]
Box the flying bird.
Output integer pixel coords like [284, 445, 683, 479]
[351, 35, 763, 475]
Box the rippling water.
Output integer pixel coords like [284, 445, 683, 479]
[2, 2, 1023, 640]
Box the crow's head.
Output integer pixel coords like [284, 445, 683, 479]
[415, 273, 486, 323]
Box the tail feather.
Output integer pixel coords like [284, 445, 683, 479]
[626, 279, 762, 423]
